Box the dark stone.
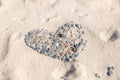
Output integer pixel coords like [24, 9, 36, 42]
[65, 58, 69, 62]
[58, 34, 63, 37]
[64, 64, 76, 78]
[95, 73, 100, 78]
[71, 47, 77, 52]
[107, 66, 114, 77]
[75, 24, 79, 27]
[52, 55, 56, 58]
[64, 23, 70, 27]
[107, 70, 113, 77]
[109, 31, 119, 41]
[107, 67, 111, 71]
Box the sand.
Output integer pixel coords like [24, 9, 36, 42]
[0, 0, 120, 80]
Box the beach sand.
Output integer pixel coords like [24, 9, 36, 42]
[0, 0, 120, 80]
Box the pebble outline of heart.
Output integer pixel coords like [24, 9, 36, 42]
[24, 22, 87, 62]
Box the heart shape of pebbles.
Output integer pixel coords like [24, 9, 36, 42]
[24, 22, 87, 62]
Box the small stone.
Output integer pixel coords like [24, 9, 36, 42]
[58, 34, 63, 37]
[107, 70, 113, 77]
[82, 31, 85, 34]
[75, 24, 79, 27]
[99, 28, 118, 42]
[95, 73, 100, 78]
[109, 31, 119, 41]
[64, 58, 69, 62]
[48, 52, 55, 57]
[71, 47, 77, 52]
[107, 66, 114, 77]
[64, 23, 70, 27]
[30, 44, 36, 48]
[68, 58, 73, 62]
[107, 67, 111, 71]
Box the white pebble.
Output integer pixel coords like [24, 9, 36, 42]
[99, 27, 116, 42]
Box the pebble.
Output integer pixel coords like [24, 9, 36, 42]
[107, 66, 114, 77]
[99, 28, 118, 42]
[107, 70, 113, 77]
[24, 22, 87, 62]
[95, 73, 100, 78]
